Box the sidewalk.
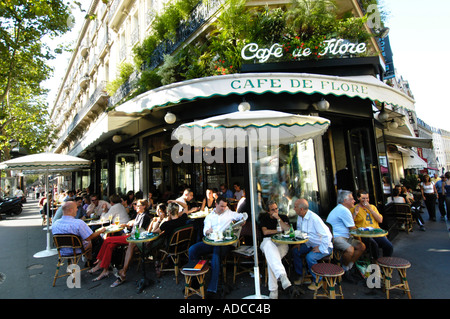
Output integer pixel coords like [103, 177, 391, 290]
[0, 198, 449, 302]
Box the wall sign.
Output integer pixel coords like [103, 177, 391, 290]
[241, 38, 367, 63]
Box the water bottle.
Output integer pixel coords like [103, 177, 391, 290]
[135, 227, 140, 239]
[276, 219, 282, 233]
[289, 224, 294, 238]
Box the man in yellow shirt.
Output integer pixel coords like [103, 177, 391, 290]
[351, 190, 393, 260]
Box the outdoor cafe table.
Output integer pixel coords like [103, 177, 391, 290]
[189, 211, 209, 220]
[127, 233, 161, 293]
[271, 233, 309, 245]
[349, 228, 388, 238]
[101, 225, 124, 238]
[349, 228, 388, 263]
[202, 234, 238, 246]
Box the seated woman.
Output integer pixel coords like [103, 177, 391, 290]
[386, 187, 406, 204]
[88, 199, 151, 281]
[200, 188, 215, 211]
[111, 203, 168, 287]
[113, 202, 188, 286]
[401, 186, 414, 205]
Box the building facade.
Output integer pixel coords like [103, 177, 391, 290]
[49, 0, 432, 235]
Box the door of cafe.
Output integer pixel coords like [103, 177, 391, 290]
[347, 127, 382, 206]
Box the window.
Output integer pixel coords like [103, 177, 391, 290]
[115, 154, 139, 195]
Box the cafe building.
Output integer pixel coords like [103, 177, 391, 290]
[50, 0, 428, 233]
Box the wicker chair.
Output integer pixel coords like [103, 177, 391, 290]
[52, 234, 91, 287]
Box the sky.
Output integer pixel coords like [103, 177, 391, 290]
[44, 1, 450, 131]
[382, 0, 450, 131]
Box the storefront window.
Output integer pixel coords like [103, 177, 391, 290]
[75, 169, 90, 192]
[255, 139, 319, 223]
[115, 154, 139, 195]
[100, 159, 108, 198]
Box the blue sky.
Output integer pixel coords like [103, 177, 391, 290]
[383, 0, 450, 131]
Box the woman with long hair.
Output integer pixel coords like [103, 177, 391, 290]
[420, 174, 438, 221]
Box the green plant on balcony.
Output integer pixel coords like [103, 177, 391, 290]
[106, 62, 135, 96]
[123, 0, 375, 107]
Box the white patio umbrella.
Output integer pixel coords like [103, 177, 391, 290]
[172, 109, 330, 298]
[0, 153, 91, 258]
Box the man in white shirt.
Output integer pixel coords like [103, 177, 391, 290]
[291, 199, 333, 290]
[101, 194, 130, 224]
[169, 188, 199, 214]
[188, 196, 245, 298]
[86, 193, 111, 218]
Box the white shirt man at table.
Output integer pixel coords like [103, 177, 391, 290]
[291, 198, 333, 290]
[86, 193, 111, 218]
[188, 196, 244, 298]
[326, 190, 366, 282]
[169, 188, 199, 214]
[101, 194, 130, 225]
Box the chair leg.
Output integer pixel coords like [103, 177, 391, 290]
[380, 266, 392, 299]
[398, 268, 412, 299]
[324, 277, 337, 299]
[174, 256, 179, 284]
[53, 259, 62, 287]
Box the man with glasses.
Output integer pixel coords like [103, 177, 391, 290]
[86, 193, 111, 218]
[260, 200, 297, 299]
[326, 190, 366, 282]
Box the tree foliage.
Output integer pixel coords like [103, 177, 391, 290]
[0, 0, 73, 159]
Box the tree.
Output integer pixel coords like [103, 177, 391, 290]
[0, 0, 73, 159]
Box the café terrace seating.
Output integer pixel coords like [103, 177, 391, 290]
[158, 224, 194, 284]
[52, 234, 91, 287]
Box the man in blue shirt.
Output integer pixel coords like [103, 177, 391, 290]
[219, 184, 233, 199]
[52, 201, 104, 259]
[326, 190, 365, 281]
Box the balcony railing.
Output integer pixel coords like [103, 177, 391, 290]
[108, 0, 224, 108]
[54, 81, 109, 149]
[143, 0, 225, 71]
[108, 71, 139, 107]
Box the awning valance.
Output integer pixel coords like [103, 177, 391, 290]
[398, 147, 427, 169]
[67, 112, 141, 156]
[384, 133, 433, 149]
[114, 73, 416, 114]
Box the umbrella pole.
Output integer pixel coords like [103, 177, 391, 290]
[243, 139, 268, 299]
[34, 170, 57, 258]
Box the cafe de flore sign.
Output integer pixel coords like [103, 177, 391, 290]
[241, 38, 367, 63]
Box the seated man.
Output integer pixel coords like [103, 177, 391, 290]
[351, 190, 393, 260]
[326, 190, 366, 282]
[259, 200, 294, 299]
[86, 193, 111, 218]
[188, 196, 245, 298]
[168, 188, 199, 214]
[52, 201, 104, 261]
[291, 199, 333, 290]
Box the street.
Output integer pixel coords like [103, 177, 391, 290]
[1, 197, 449, 307]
